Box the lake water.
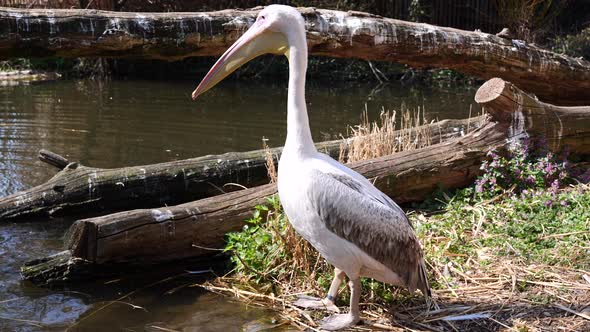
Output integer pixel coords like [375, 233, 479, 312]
[0, 79, 478, 331]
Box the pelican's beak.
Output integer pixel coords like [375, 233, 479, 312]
[192, 19, 288, 100]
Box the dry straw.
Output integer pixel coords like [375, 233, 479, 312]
[340, 104, 433, 164]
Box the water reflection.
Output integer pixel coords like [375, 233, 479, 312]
[0, 220, 270, 331]
[0, 79, 477, 330]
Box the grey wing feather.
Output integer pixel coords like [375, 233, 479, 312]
[308, 170, 430, 297]
[326, 172, 409, 223]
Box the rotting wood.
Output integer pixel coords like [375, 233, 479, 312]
[22, 120, 507, 284]
[0, 117, 479, 222]
[20, 248, 227, 285]
[475, 77, 590, 154]
[1, 7, 589, 104]
[20, 250, 94, 285]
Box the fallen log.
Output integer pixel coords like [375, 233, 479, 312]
[21, 250, 95, 285]
[475, 77, 590, 154]
[22, 78, 590, 284]
[0, 117, 477, 222]
[23, 120, 507, 283]
[1, 7, 589, 104]
[20, 249, 227, 284]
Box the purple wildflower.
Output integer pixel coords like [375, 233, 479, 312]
[551, 179, 560, 191]
[545, 163, 554, 174]
[526, 175, 535, 184]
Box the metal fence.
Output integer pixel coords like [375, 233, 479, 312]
[0, 0, 76, 8]
[430, 0, 501, 33]
[369, 0, 501, 34]
[0, 0, 502, 33]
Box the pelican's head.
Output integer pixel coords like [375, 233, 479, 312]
[191, 5, 304, 100]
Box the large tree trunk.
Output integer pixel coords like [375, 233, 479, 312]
[0, 117, 476, 222]
[1, 7, 589, 104]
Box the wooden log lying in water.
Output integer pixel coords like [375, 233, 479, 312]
[1, 7, 590, 104]
[21, 250, 95, 285]
[475, 77, 590, 154]
[24, 120, 508, 283]
[0, 117, 476, 222]
[22, 78, 590, 284]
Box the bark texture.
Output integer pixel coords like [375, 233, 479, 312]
[475, 77, 590, 154]
[1, 7, 589, 104]
[0, 117, 476, 222]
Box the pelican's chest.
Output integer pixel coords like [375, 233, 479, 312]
[277, 157, 321, 239]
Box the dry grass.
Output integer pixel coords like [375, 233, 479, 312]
[263, 137, 278, 183]
[495, 0, 564, 43]
[339, 105, 433, 163]
[200, 263, 590, 331]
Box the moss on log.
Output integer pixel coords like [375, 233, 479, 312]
[0, 117, 476, 222]
[0, 7, 589, 104]
[20, 250, 94, 285]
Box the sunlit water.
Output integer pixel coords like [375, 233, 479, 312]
[0, 79, 478, 331]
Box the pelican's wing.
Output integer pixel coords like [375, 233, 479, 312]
[315, 153, 407, 218]
[308, 169, 430, 296]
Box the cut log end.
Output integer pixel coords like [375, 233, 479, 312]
[474, 77, 508, 104]
[475, 78, 590, 153]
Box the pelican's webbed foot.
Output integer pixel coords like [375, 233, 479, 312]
[293, 295, 339, 312]
[320, 313, 360, 330]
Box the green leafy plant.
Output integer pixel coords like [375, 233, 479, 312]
[475, 138, 572, 198]
[225, 195, 333, 294]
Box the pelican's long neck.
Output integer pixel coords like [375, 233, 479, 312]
[284, 28, 316, 156]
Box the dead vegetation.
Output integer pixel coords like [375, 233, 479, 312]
[339, 106, 432, 163]
[200, 263, 590, 331]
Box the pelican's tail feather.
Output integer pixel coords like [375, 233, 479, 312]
[418, 259, 438, 310]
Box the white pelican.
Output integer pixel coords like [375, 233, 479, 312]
[192, 5, 431, 330]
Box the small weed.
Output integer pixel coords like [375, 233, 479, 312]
[225, 195, 333, 296]
[474, 138, 574, 198]
[553, 26, 590, 61]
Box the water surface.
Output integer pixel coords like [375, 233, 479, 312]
[0, 79, 477, 331]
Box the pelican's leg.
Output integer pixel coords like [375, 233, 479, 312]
[320, 277, 361, 330]
[293, 268, 344, 312]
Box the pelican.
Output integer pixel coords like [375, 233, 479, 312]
[192, 5, 430, 330]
